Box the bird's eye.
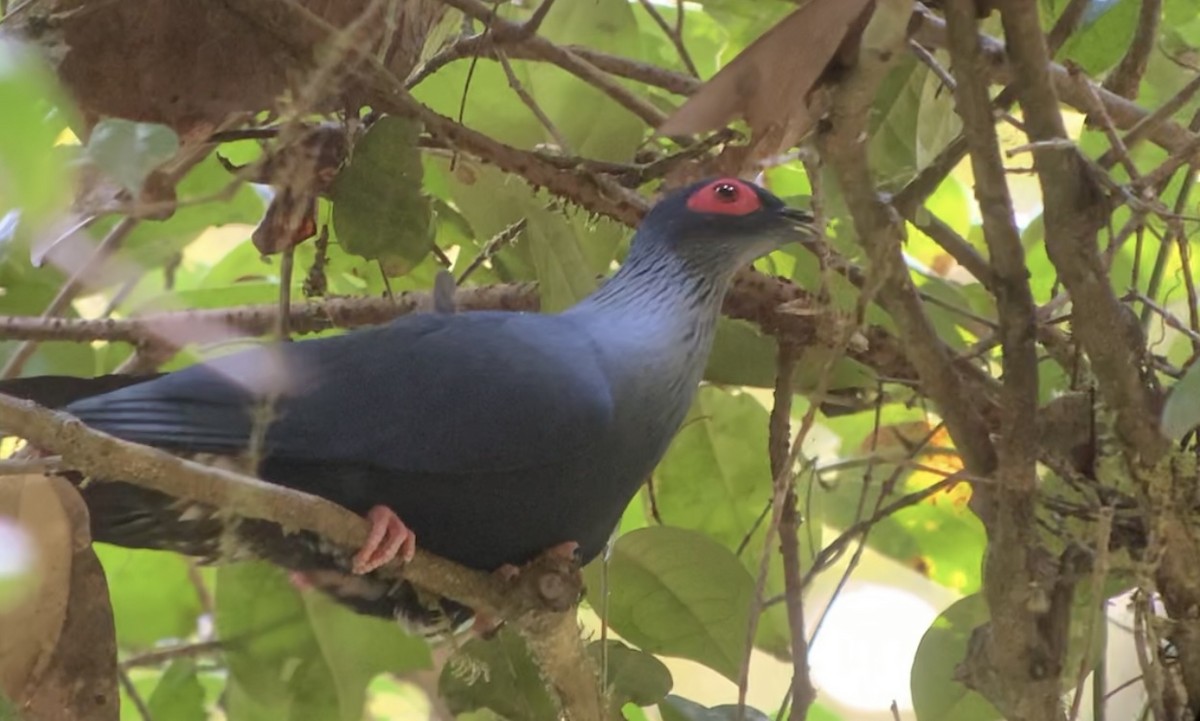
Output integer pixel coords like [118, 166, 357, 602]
[713, 183, 739, 202]
[685, 178, 762, 216]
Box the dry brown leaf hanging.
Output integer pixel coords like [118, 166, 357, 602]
[659, 0, 876, 160]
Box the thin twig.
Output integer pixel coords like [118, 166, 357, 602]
[1102, 0, 1161, 99]
[120, 640, 226, 670]
[1067, 506, 1113, 721]
[1102, 72, 1200, 169]
[769, 345, 815, 721]
[637, 0, 698, 77]
[118, 668, 153, 721]
[277, 247, 294, 340]
[458, 219, 527, 284]
[497, 50, 571, 150]
[1, 217, 139, 379]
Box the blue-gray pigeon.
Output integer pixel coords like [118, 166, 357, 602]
[8, 177, 815, 636]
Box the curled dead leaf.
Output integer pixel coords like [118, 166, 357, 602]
[659, 0, 875, 161]
[0, 475, 117, 721]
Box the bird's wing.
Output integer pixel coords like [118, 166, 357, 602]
[66, 311, 615, 474]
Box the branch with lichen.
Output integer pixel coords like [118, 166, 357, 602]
[0, 392, 604, 720]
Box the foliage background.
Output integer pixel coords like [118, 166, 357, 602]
[1, 0, 1200, 720]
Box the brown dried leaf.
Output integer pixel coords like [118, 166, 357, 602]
[0, 476, 117, 721]
[0, 475, 77, 696]
[659, 0, 875, 156]
[252, 189, 318, 255]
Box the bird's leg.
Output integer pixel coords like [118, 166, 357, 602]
[473, 541, 582, 637]
[290, 505, 415, 592]
[351, 505, 416, 574]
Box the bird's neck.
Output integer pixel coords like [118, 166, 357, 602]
[566, 244, 732, 341]
[563, 244, 733, 415]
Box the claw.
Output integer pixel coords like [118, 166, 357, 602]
[351, 505, 416, 574]
[289, 571, 314, 591]
[544, 541, 580, 562]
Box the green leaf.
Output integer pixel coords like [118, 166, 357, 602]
[1057, 0, 1139, 75]
[438, 628, 559, 721]
[868, 58, 924, 187]
[590, 641, 673, 708]
[910, 595, 1001, 721]
[84, 152, 265, 274]
[583, 526, 753, 681]
[833, 474, 983, 593]
[0, 42, 72, 226]
[524, 0, 645, 159]
[911, 586, 1100, 721]
[96, 546, 203, 650]
[216, 563, 315, 714]
[146, 660, 206, 721]
[302, 590, 432, 721]
[85, 119, 180, 194]
[217, 562, 428, 721]
[704, 319, 781, 387]
[120, 669, 165, 721]
[432, 161, 623, 310]
[1162, 360, 1200, 439]
[915, 55, 961, 171]
[807, 703, 845, 721]
[330, 116, 433, 275]
[659, 695, 771, 721]
[651, 387, 816, 656]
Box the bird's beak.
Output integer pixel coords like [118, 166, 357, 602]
[779, 207, 816, 227]
[773, 206, 820, 256]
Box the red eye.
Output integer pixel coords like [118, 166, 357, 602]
[686, 178, 762, 216]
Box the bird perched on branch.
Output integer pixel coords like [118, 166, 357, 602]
[5, 178, 815, 637]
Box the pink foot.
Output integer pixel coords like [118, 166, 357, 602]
[351, 505, 416, 574]
[472, 612, 502, 637]
[545, 541, 580, 561]
[289, 571, 314, 591]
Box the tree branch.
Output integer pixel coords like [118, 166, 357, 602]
[997, 0, 1167, 463]
[820, 0, 997, 477]
[911, 5, 1200, 159]
[420, 0, 668, 126]
[769, 345, 815, 721]
[942, 1, 1058, 717]
[1101, 0, 1161, 100]
[0, 392, 603, 720]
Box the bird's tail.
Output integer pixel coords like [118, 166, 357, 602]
[0, 373, 163, 409]
[76, 478, 236, 560]
[81, 477, 475, 638]
[0, 373, 476, 638]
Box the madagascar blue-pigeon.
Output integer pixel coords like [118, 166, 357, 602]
[8, 177, 815, 635]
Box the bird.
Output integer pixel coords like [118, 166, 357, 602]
[6, 177, 816, 637]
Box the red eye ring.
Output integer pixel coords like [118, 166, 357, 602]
[686, 178, 762, 216]
[713, 182, 739, 202]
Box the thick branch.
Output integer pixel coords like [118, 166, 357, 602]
[0, 394, 512, 612]
[0, 271, 923, 394]
[820, 0, 997, 477]
[998, 0, 1167, 463]
[942, 2, 1057, 718]
[943, 0, 1039, 483]
[0, 393, 602, 721]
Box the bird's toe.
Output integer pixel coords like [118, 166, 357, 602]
[351, 505, 415, 574]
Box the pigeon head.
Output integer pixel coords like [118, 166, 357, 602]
[635, 177, 817, 273]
